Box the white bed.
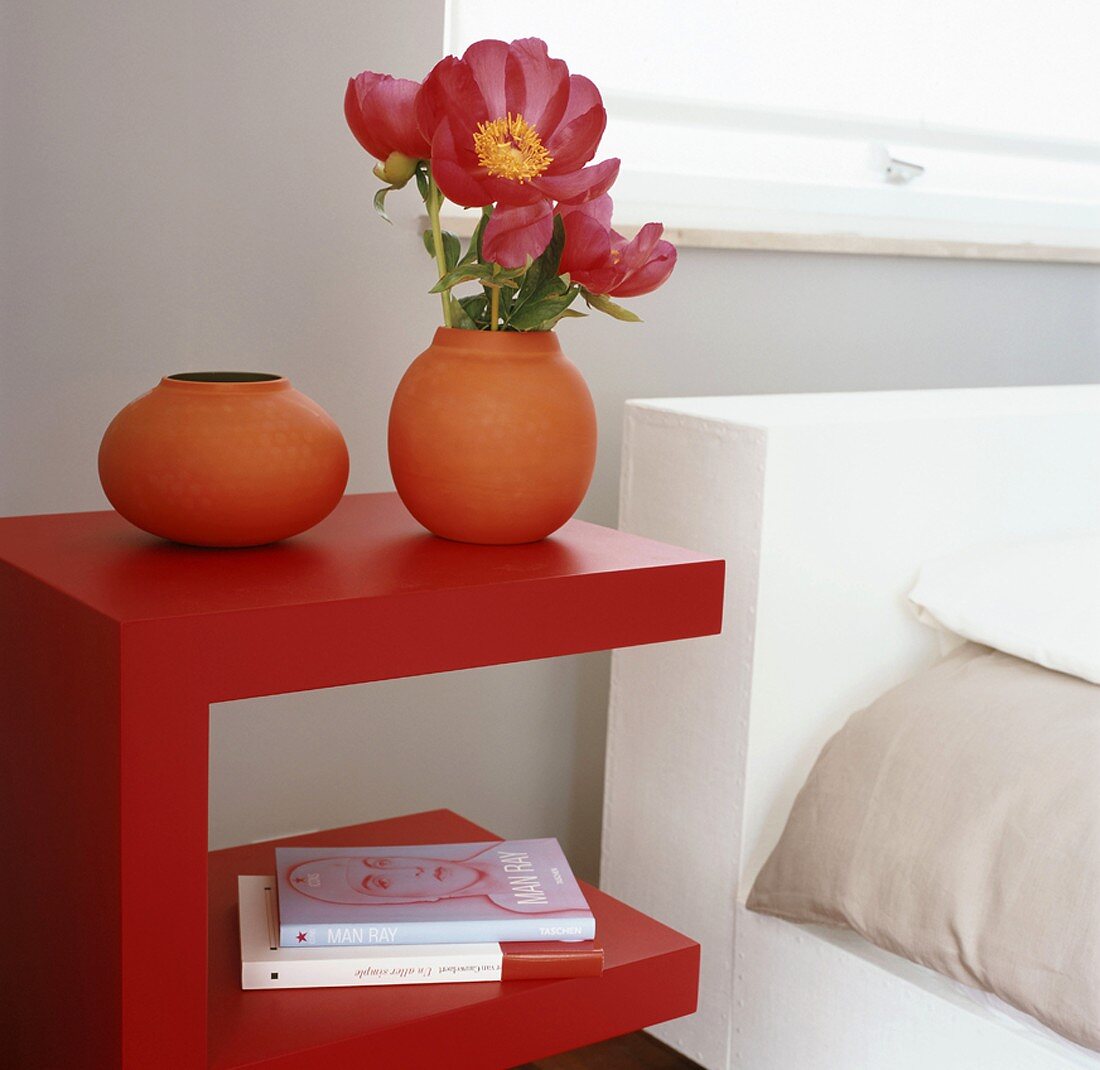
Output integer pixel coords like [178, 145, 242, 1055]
[600, 385, 1100, 1070]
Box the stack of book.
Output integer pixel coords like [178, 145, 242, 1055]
[239, 838, 602, 989]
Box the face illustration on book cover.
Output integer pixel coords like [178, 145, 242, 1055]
[282, 840, 587, 915]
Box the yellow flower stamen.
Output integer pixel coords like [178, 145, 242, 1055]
[472, 112, 553, 183]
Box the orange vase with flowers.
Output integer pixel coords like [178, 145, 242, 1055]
[345, 38, 676, 543]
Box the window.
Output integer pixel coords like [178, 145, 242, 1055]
[444, 1, 1100, 260]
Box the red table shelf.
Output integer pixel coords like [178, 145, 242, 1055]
[208, 810, 699, 1069]
[0, 493, 723, 1069]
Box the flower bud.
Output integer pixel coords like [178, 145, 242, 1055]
[372, 151, 419, 188]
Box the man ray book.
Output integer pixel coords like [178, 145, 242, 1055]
[239, 876, 604, 989]
[275, 839, 595, 948]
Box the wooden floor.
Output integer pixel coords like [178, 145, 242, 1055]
[516, 1031, 702, 1069]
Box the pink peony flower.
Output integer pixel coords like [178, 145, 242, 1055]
[416, 38, 620, 267]
[559, 196, 677, 297]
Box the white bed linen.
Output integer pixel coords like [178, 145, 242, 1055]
[909, 534, 1100, 683]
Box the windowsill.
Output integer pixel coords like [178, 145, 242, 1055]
[430, 211, 1100, 265]
[629, 226, 1100, 263]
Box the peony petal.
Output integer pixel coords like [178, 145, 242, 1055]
[483, 200, 555, 267]
[532, 157, 620, 204]
[558, 198, 627, 293]
[430, 119, 493, 207]
[560, 210, 613, 276]
[612, 240, 677, 298]
[504, 38, 570, 135]
[345, 77, 387, 161]
[579, 265, 624, 295]
[462, 39, 510, 118]
[480, 175, 545, 206]
[544, 103, 607, 174]
[557, 75, 603, 131]
[417, 55, 488, 145]
[346, 72, 428, 161]
[543, 74, 603, 148]
[561, 193, 614, 231]
[371, 75, 431, 158]
[619, 222, 664, 271]
[415, 58, 452, 145]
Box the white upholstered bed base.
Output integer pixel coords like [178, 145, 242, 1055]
[601, 386, 1100, 1070]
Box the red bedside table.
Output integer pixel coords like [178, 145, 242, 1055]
[0, 493, 724, 1069]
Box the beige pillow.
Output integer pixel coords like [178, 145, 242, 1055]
[747, 644, 1100, 1052]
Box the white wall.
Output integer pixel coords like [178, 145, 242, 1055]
[3, 2, 1098, 880]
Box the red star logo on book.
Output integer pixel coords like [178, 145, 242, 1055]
[296, 931, 308, 943]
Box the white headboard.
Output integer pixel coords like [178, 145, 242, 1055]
[601, 385, 1100, 1069]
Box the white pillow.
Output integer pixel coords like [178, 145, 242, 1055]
[908, 534, 1100, 685]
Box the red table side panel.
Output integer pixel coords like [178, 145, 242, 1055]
[120, 556, 722, 705]
[1, 563, 123, 1069]
[207, 811, 699, 1069]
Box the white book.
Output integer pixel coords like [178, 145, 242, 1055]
[238, 875, 504, 990]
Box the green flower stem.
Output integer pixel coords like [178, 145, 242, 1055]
[426, 173, 453, 328]
[489, 284, 500, 331]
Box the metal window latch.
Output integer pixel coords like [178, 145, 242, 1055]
[870, 142, 925, 184]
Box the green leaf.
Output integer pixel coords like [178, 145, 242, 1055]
[507, 286, 581, 331]
[541, 213, 566, 276]
[440, 232, 462, 271]
[532, 306, 588, 331]
[474, 206, 492, 261]
[506, 272, 570, 326]
[513, 214, 565, 305]
[488, 261, 525, 281]
[506, 217, 569, 323]
[450, 297, 478, 330]
[457, 208, 492, 267]
[459, 293, 488, 322]
[373, 185, 397, 224]
[414, 166, 430, 201]
[443, 231, 461, 270]
[428, 266, 480, 293]
[430, 262, 522, 293]
[508, 215, 567, 303]
[583, 290, 643, 322]
[422, 229, 461, 271]
[509, 263, 550, 314]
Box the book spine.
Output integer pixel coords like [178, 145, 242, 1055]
[279, 914, 596, 948]
[501, 944, 604, 981]
[243, 947, 505, 990]
[241, 945, 604, 989]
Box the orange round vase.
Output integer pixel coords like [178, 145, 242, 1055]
[388, 328, 597, 544]
[98, 372, 349, 547]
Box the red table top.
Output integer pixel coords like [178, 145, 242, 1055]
[0, 492, 722, 626]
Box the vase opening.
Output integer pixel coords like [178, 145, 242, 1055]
[167, 371, 283, 384]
